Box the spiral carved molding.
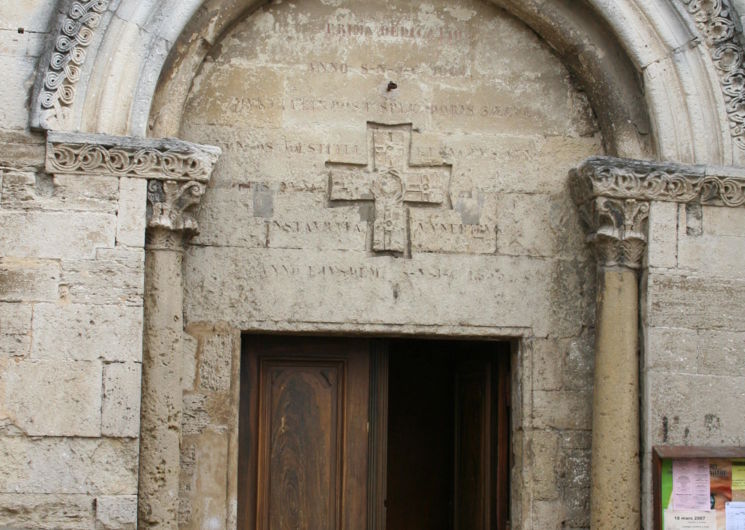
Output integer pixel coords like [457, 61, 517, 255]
[45, 131, 221, 182]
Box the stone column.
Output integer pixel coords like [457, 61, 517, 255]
[571, 161, 650, 529]
[139, 180, 207, 527]
[586, 198, 648, 528]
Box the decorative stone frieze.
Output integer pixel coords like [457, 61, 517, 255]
[570, 156, 745, 207]
[570, 156, 745, 267]
[676, 0, 745, 150]
[45, 132, 220, 182]
[33, 0, 111, 129]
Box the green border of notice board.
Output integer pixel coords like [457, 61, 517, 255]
[654, 446, 745, 530]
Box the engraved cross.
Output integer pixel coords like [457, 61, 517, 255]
[327, 123, 451, 253]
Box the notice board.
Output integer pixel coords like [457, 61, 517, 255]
[654, 447, 745, 530]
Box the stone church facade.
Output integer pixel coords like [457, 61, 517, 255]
[1, 0, 745, 528]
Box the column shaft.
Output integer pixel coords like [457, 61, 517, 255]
[591, 267, 640, 528]
[138, 229, 185, 528]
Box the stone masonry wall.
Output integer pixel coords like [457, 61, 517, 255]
[0, 4, 142, 528]
[642, 201, 745, 528]
[177, 1, 601, 527]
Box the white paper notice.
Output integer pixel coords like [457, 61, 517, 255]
[726, 502, 745, 530]
[673, 459, 711, 511]
[664, 510, 716, 530]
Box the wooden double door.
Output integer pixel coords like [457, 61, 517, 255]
[239, 336, 510, 530]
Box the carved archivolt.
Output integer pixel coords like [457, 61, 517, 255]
[45, 132, 220, 182]
[36, 0, 111, 128]
[570, 156, 745, 268]
[677, 0, 745, 150]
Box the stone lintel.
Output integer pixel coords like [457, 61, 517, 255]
[569, 156, 745, 268]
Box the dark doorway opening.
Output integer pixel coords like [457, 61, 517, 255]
[238, 335, 511, 530]
[384, 340, 511, 530]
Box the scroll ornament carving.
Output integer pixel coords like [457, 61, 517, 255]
[47, 139, 219, 181]
[570, 156, 745, 207]
[38, 0, 110, 123]
[677, 0, 745, 150]
[146, 180, 206, 235]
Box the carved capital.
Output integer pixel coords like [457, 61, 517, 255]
[45, 131, 221, 182]
[146, 180, 206, 239]
[570, 155, 745, 267]
[581, 197, 650, 269]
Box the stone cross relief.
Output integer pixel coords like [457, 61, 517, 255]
[326, 123, 452, 255]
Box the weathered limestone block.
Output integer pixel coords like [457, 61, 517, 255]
[95, 495, 137, 530]
[678, 232, 745, 278]
[647, 273, 745, 331]
[182, 332, 198, 391]
[179, 431, 229, 530]
[532, 390, 592, 431]
[0, 133, 45, 171]
[0, 302, 32, 357]
[198, 333, 233, 393]
[0, 55, 37, 130]
[0, 258, 60, 302]
[562, 332, 595, 391]
[0, 171, 119, 213]
[31, 303, 143, 362]
[191, 185, 269, 248]
[647, 201, 678, 269]
[116, 178, 147, 248]
[646, 372, 745, 446]
[185, 247, 553, 335]
[0, 211, 116, 259]
[645, 326, 700, 373]
[0, 359, 102, 437]
[266, 212, 369, 252]
[530, 338, 564, 391]
[531, 500, 567, 530]
[549, 257, 596, 338]
[410, 208, 497, 254]
[0, 437, 138, 494]
[700, 204, 745, 236]
[61, 249, 144, 306]
[496, 193, 571, 257]
[102, 362, 141, 438]
[529, 430, 561, 500]
[0, 0, 56, 33]
[0, 493, 94, 530]
[530, 334, 594, 392]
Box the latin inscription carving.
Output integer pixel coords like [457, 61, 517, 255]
[327, 123, 452, 254]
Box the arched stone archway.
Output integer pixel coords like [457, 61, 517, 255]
[27, 1, 745, 529]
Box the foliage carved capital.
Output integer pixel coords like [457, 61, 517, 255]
[570, 156, 745, 268]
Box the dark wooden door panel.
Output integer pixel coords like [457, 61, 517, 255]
[260, 361, 343, 530]
[241, 336, 370, 530]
